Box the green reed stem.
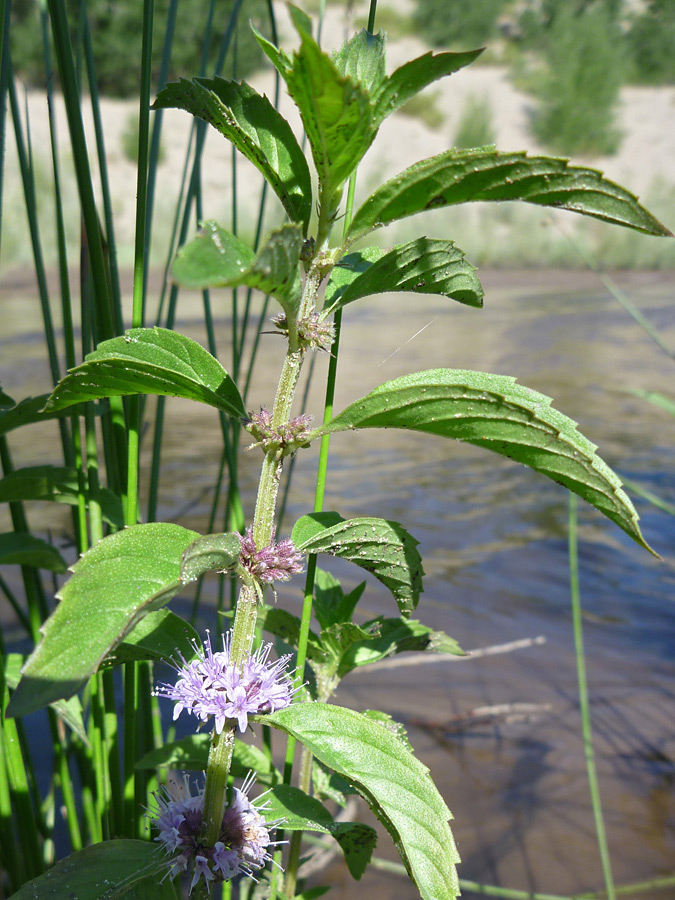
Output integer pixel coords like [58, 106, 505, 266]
[568, 495, 616, 900]
[47, 0, 114, 342]
[82, 13, 122, 334]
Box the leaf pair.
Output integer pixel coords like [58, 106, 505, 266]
[44, 328, 654, 555]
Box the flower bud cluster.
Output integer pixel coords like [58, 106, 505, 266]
[272, 311, 335, 352]
[239, 527, 304, 584]
[150, 772, 280, 893]
[245, 408, 313, 456]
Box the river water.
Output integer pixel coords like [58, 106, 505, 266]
[1, 269, 674, 898]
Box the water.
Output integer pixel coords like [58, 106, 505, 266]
[1, 269, 674, 897]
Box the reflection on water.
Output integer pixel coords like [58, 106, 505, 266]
[1, 270, 674, 896]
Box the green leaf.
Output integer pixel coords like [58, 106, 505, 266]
[266, 783, 377, 879]
[0, 465, 124, 527]
[180, 532, 242, 582]
[135, 735, 280, 785]
[45, 328, 245, 419]
[284, 29, 376, 204]
[153, 78, 312, 228]
[172, 223, 303, 316]
[265, 703, 460, 900]
[361, 708, 414, 753]
[5, 654, 88, 744]
[325, 238, 483, 313]
[324, 247, 384, 309]
[340, 618, 464, 677]
[0, 394, 85, 437]
[320, 621, 380, 668]
[251, 23, 293, 79]
[346, 148, 673, 244]
[374, 50, 483, 124]
[292, 512, 423, 615]
[0, 532, 66, 572]
[0, 386, 14, 408]
[104, 610, 200, 668]
[6, 523, 201, 717]
[9, 840, 165, 900]
[314, 567, 366, 630]
[333, 29, 387, 98]
[313, 759, 356, 806]
[172, 222, 255, 286]
[316, 369, 654, 553]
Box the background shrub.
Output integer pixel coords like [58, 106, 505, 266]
[10, 0, 267, 97]
[453, 93, 496, 149]
[413, 0, 507, 48]
[527, 2, 624, 155]
[626, 0, 675, 84]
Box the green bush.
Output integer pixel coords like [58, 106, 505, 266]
[528, 3, 624, 156]
[453, 93, 496, 149]
[626, 0, 675, 84]
[10, 0, 268, 97]
[398, 91, 445, 130]
[413, 0, 507, 48]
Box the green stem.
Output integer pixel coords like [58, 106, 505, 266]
[202, 727, 236, 846]
[568, 495, 616, 900]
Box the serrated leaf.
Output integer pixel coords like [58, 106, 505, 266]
[346, 148, 672, 244]
[375, 50, 483, 124]
[284, 30, 376, 205]
[6, 523, 201, 717]
[9, 840, 165, 900]
[135, 735, 280, 785]
[104, 610, 200, 668]
[45, 328, 245, 419]
[0, 465, 124, 527]
[0, 532, 66, 572]
[180, 532, 241, 582]
[325, 238, 483, 313]
[266, 784, 377, 879]
[340, 618, 464, 677]
[333, 29, 387, 97]
[316, 369, 653, 553]
[292, 512, 424, 615]
[153, 78, 311, 228]
[173, 223, 303, 316]
[5, 654, 88, 744]
[265, 703, 460, 900]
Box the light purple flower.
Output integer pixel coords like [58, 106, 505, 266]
[239, 527, 304, 584]
[150, 772, 281, 893]
[155, 630, 297, 734]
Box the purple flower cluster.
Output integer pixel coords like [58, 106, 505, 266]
[239, 527, 304, 584]
[151, 772, 280, 892]
[155, 631, 296, 733]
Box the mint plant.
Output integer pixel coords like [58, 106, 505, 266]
[6, 7, 671, 900]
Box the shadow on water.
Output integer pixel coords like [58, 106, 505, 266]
[1, 269, 674, 896]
